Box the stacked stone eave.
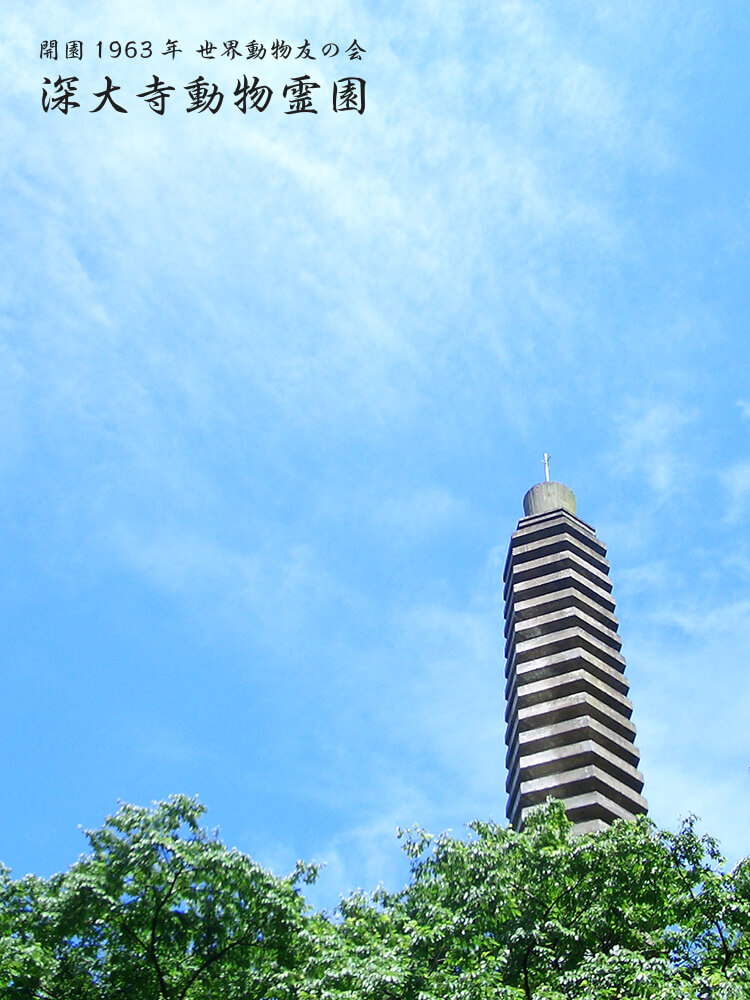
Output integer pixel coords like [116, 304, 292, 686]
[504, 500, 647, 833]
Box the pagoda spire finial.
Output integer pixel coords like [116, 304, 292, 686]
[542, 452, 551, 482]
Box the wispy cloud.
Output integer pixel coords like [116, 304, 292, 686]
[722, 460, 750, 523]
[611, 401, 695, 500]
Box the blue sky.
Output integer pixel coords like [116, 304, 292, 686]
[2, 0, 749, 910]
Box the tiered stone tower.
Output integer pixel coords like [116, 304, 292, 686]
[503, 477, 647, 833]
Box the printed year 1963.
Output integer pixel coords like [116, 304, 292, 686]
[96, 41, 153, 58]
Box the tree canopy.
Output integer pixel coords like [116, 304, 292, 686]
[2, 795, 748, 999]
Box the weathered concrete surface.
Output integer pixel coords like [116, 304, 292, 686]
[523, 482, 577, 517]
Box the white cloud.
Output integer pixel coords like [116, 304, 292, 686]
[3, 0, 691, 459]
[722, 460, 750, 523]
[628, 591, 750, 866]
[611, 401, 695, 500]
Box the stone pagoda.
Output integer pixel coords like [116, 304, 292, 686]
[503, 468, 647, 833]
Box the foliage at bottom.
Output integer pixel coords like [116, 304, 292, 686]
[2, 796, 748, 999]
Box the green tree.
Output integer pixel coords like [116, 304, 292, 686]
[2, 797, 748, 1000]
[1, 795, 315, 1000]
[315, 801, 749, 1000]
